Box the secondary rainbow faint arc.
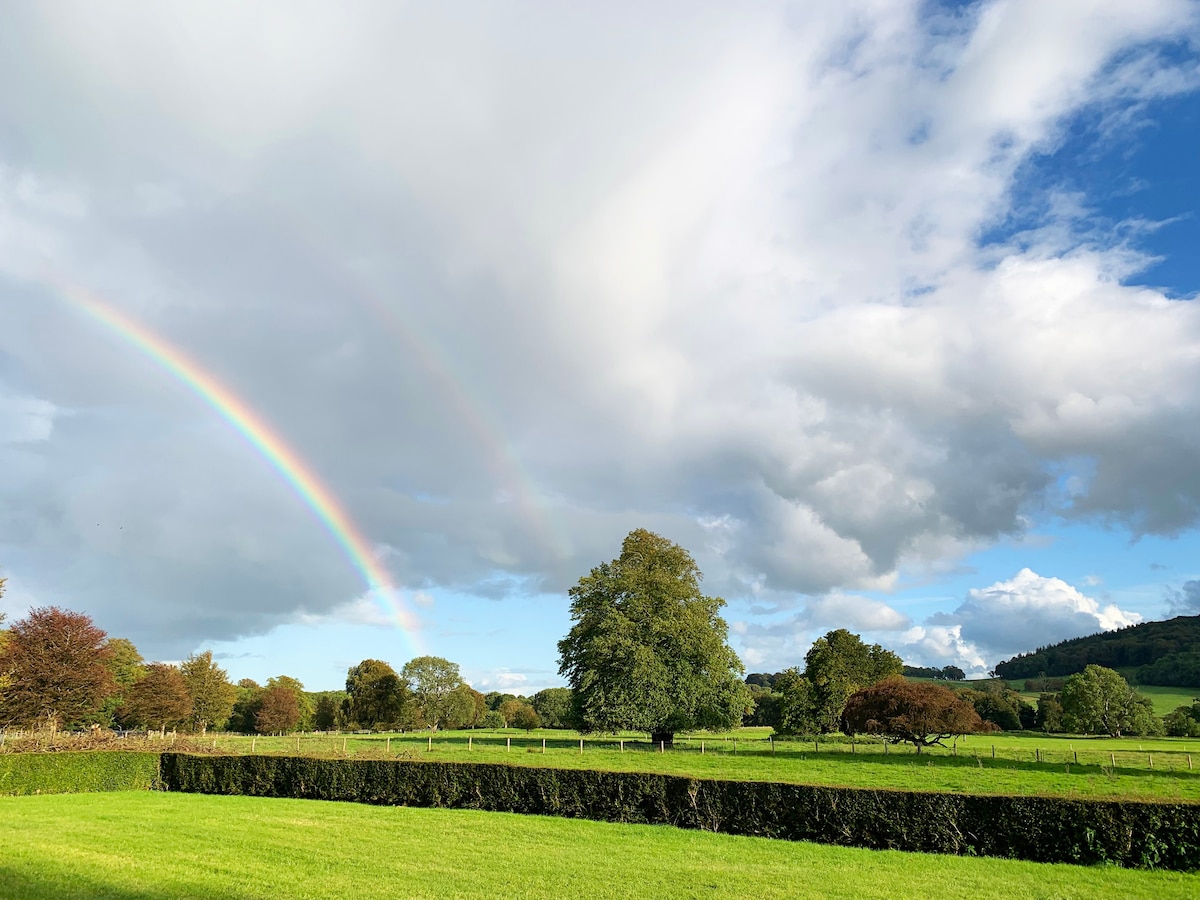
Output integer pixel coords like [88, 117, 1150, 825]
[58, 281, 423, 653]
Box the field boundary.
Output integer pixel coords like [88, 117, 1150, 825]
[0, 751, 162, 795]
[159, 753, 1200, 871]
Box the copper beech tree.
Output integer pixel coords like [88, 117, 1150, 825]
[841, 677, 984, 753]
[0, 607, 115, 729]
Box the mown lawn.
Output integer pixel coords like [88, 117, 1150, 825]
[1, 792, 1196, 899]
[193, 727, 1200, 802]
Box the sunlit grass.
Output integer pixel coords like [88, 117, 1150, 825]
[2, 792, 1196, 899]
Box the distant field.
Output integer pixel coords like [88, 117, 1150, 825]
[1135, 686, 1200, 717]
[189, 727, 1200, 802]
[2, 792, 1196, 899]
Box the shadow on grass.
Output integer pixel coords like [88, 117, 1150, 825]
[0, 865, 247, 900]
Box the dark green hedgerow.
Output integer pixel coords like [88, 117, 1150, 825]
[0, 751, 161, 795]
[160, 754, 1200, 871]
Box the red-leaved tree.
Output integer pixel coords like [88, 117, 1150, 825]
[0, 607, 115, 729]
[841, 676, 983, 753]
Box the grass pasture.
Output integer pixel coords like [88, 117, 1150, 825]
[2, 791, 1197, 899]
[189, 727, 1200, 802]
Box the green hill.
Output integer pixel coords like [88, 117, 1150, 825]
[992, 615, 1200, 686]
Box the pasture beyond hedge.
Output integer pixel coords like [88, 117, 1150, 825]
[6, 792, 1198, 900]
[198, 728, 1200, 802]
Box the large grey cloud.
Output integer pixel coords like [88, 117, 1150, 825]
[1, 0, 1199, 657]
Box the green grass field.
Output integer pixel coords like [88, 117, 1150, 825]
[2, 792, 1196, 899]
[184, 727, 1200, 802]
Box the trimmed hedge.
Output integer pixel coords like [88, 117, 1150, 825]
[160, 754, 1200, 870]
[0, 751, 161, 795]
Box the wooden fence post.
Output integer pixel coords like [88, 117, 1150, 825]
[542, 738, 546, 753]
[660, 740, 664, 753]
[251, 737, 256, 753]
[507, 737, 511, 752]
[469, 736, 473, 751]
[701, 740, 704, 754]
[579, 737, 584, 755]
[428, 735, 432, 751]
[620, 739, 624, 752]
[342, 736, 347, 752]
[1111, 752, 1116, 767]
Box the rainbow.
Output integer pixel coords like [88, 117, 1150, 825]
[274, 214, 571, 563]
[56, 281, 423, 652]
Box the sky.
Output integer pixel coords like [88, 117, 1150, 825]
[1, 0, 1199, 694]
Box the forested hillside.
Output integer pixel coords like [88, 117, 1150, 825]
[994, 616, 1200, 686]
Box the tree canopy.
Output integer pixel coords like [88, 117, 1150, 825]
[119, 663, 193, 731]
[0, 607, 114, 729]
[1059, 665, 1160, 737]
[804, 629, 903, 733]
[557, 529, 750, 744]
[180, 651, 237, 733]
[841, 677, 984, 752]
[401, 656, 466, 730]
[344, 659, 411, 730]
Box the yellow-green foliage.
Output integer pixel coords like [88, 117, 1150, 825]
[0, 751, 161, 795]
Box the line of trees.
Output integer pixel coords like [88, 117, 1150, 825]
[0, 602, 568, 735]
[1, 533, 1186, 744]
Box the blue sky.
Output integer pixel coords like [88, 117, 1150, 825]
[1, 1, 1199, 692]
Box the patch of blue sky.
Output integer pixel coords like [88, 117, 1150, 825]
[981, 54, 1200, 299]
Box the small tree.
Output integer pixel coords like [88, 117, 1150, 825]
[312, 694, 342, 731]
[119, 663, 193, 732]
[0, 607, 115, 729]
[402, 656, 466, 730]
[344, 659, 411, 730]
[513, 704, 540, 731]
[479, 710, 506, 729]
[179, 651, 237, 732]
[842, 677, 984, 753]
[558, 529, 750, 745]
[256, 684, 302, 734]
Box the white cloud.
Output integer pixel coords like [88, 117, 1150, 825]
[919, 568, 1141, 666]
[0, 0, 1195, 665]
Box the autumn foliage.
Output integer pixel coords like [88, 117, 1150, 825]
[0, 607, 115, 729]
[841, 676, 984, 752]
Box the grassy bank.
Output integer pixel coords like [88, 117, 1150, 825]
[2, 792, 1196, 899]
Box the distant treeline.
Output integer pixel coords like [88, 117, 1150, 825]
[993, 615, 1200, 686]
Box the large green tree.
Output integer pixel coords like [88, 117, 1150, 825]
[180, 651, 238, 732]
[1060, 664, 1160, 737]
[804, 629, 903, 733]
[401, 656, 466, 730]
[0, 607, 115, 729]
[557, 529, 751, 745]
[531, 687, 574, 729]
[344, 659, 411, 730]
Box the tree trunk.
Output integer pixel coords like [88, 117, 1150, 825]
[651, 731, 674, 747]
